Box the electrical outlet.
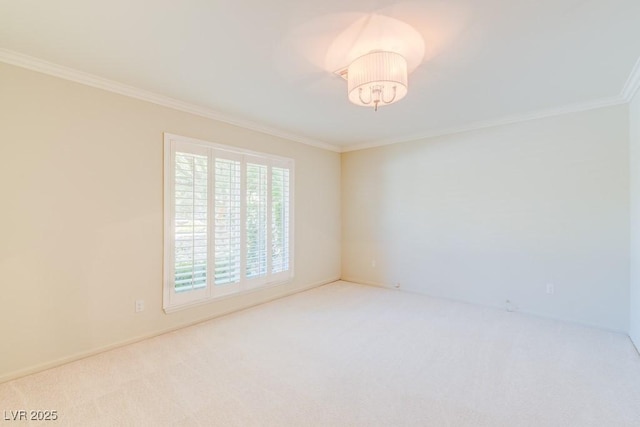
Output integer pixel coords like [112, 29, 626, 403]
[135, 299, 145, 313]
[371, 259, 376, 268]
[546, 283, 554, 295]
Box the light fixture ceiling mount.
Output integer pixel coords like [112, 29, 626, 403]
[331, 14, 423, 112]
[340, 50, 408, 111]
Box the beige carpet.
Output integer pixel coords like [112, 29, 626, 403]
[2, 281, 640, 426]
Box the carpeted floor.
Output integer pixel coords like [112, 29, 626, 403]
[2, 281, 640, 426]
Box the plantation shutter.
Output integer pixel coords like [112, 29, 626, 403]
[174, 151, 209, 292]
[246, 161, 268, 279]
[271, 163, 290, 275]
[164, 133, 294, 312]
[214, 155, 242, 287]
[165, 140, 212, 308]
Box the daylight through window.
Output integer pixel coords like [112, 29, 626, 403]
[164, 134, 294, 311]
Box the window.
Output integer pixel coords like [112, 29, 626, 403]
[163, 133, 294, 312]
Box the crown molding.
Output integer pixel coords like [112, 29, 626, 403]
[0, 48, 341, 153]
[622, 56, 640, 102]
[342, 95, 627, 153]
[3, 48, 639, 155]
[343, 53, 640, 152]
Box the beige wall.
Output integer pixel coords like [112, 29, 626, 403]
[342, 106, 630, 331]
[0, 58, 635, 381]
[631, 90, 640, 350]
[0, 63, 341, 382]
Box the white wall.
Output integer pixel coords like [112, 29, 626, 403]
[0, 63, 341, 382]
[342, 106, 630, 331]
[631, 90, 640, 350]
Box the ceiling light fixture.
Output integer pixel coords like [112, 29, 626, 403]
[330, 13, 422, 112]
[345, 50, 408, 111]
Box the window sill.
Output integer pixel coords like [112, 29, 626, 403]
[163, 277, 293, 314]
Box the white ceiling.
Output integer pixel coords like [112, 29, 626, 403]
[1, 0, 639, 151]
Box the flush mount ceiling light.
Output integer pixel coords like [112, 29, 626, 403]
[344, 50, 408, 111]
[330, 14, 424, 112]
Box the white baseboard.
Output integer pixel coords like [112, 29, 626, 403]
[630, 332, 640, 356]
[0, 276, 340, 384]
[340, 277, 393, 289]
[341, 277, 628, 335]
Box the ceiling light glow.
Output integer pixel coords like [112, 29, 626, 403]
[331, 14, 422, 111]
[346, 51, 408, 111]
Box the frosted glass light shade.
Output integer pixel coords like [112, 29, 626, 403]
[347, 51, 408, 110]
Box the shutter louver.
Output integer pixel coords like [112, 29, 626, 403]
[174, 152, 208, 292]
[246, 163, 268, 278]
[215, 158, 241, 285]
[271, 166, 290, 274]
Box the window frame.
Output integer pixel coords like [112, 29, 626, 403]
[163, 133, 295, 313]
